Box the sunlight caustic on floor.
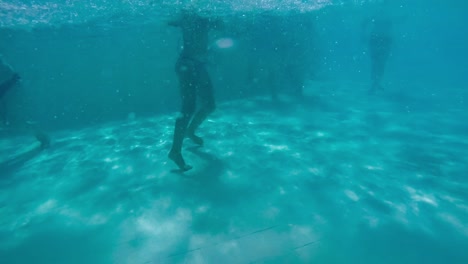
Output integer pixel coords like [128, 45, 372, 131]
[1, 82, 467, 263]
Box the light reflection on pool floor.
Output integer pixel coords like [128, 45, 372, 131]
[1, 83, 467, 263]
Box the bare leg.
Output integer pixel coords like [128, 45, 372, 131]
[168, 57, 197, 171]
[267, 68, 279, 101]
[369, 40, 390, 94]
[186, 62, 215, 146]
[186, 106, 214, 146]
[371, 60, 386, 93]
[34, 129, 50, 149]
[21, 121, 51, 149]
[168, 114, 193, 171]
[287, 64, 305, 98]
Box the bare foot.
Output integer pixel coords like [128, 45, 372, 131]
[168, 150, 192, 171]
[187, 133, 204, 146]
[35, 131, 50, 149]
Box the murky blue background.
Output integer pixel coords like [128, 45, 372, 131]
[1, 0, 467, 263]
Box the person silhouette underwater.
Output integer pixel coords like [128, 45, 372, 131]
[0, 58, 50, 149]
[167, 10, 223, 171]
[363, 13, 393, 94]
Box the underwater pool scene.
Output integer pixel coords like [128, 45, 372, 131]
[1, 0, 467, 263]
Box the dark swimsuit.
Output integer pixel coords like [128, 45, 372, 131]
[175, 54, 215, 115]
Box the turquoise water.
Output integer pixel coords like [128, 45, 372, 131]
[1, 0, 467, 263]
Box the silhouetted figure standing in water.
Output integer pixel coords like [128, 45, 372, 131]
[0, 57, 50, 149]
[282, 12, 316, 98]
[245, 12, 316, 101]
[167, 10, 222, 171]
[0, 59, 21, 116]
[248, 14, 285, 101]
[363, 13, 393, 94]
[0, 74, 20, 101]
